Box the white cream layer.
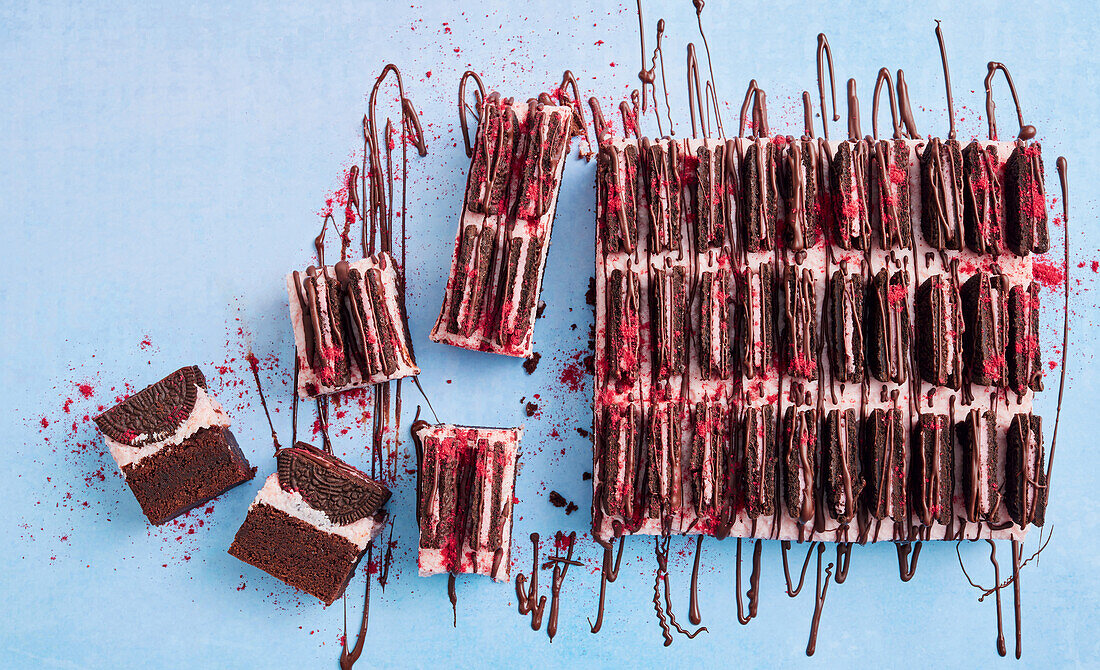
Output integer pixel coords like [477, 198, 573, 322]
[250, 473, 383, 551]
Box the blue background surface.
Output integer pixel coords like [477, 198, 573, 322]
[3, 1, 1098, 667]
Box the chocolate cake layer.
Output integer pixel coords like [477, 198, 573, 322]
[739, 139, 778, 252]
[121, 426, 254, 525]
[782, 137, 821, 251]
[782, 406, 817, 523]
[826, 269, 864, 384]
[228, 502, 366, 605]
[956, 408, 999, 523]
[866, 269, 910, 384]
[831, 140, 870, 250]
[1008, 282, 1043, 394]
[823, 408, 863, 524]
[961, 271, 1008, 387]
[870, 139, 912, 250]
[915, 273, 963, 389]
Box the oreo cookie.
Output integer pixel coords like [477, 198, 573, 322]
[646, 403, 682, 519]
[653, 265, 687, 379]
[920, 138, 964, 250]
[962, 140, 1003, 254]
[866, 269, 910, 384]
[823, 408, 864, 524]
[690, 401, 730, 517]
[1005, 143, 1050, 256]
[910, 413, 954, 526]
[607, 268, 641, 381]
[694, 142, 726, 250]
[95, 366, 205, 447]
[782, 137, 821, 251]
[915, 274, 963, 390]
[276, 442, 391, 525]
[1006, 413, 1046, 528]
[863, 407, 906, 520]
[735, 262, 776, 380]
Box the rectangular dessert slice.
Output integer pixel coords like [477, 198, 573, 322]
[228, 443, 391, 605]
[689, 401, 731, 520]
[430, 98, 573, 357]
[412, 422, 521, 581]
[1006, 413, 1046, 528]
[826, 269, 865, 384]
[741, 405, 776, 520]
[962, 140, 1004, 254]
[1005, 143, 1050, 256]
[919, 138, 964, 250]
[738, 139, 778, 252]
[782, 405, 817, 524]
[781, 137, 821, 251]
[910, 413, 954, 527]
[781, 266, 818, 380]
[735, 261, 776, 380]
[287, 253, 418, 397]
[94, 366, 255, 525]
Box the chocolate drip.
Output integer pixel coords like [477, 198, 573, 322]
[782, 267, 818, 380]
[781, 540, 818, 596]
[895, 69, 920, 139]
[736, 262, 776, 379]
[824, 408, 864, 523]
[689, 535, 704, 625]
[864, 408, 906, 519]
[956, 408, 999, 522]
[934, 20, 956, 139]
[1046, 157, 1069, 516]
[652, 536, 707, 645]
[589, 531, 625, 634]
[816, 34, 839, 139]
[984, 62, 1037, 141]
[806, 543, 833, 656]
[739, 140, 778, 252]
[871, 68, 901, 140]
[735, 539, 763, 624]
[516, 533, 547, 630]
[783, 407, 818, 523]
[782, 137, 821, 250]
[895, 541, 922, 581]
[845, 79, 861, 140]
[458, 71, 487, 158]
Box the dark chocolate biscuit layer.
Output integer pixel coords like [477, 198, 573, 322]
[276, 443, 391, 525]
[95, 366, 205, 448]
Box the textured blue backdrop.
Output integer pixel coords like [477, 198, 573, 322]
[3, 1, 1098, 667]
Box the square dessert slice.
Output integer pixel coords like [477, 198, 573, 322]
[94, 366, 254, 525]
[430, 97, 573, 357]
[228, 443, 391, 605]
[411, 422, 521, 581]
[287, 252, 418, 398]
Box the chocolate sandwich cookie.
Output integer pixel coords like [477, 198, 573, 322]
[863, 407, 906, 520]
[1006, 413, 1046, 528]
[956, 409, 999, 523]
[739, 140, 778, 252]
[910, 413, 954, 527]
[1007, 282, 1042, 394]
[735, 262, 777, 380]
[870, 138, 912, 250]
[600, 404, 640, 520]
[782, 405, 817, 524]
[694, 142, 726, 250]
[782, 266, 818, 380]
[653, 265, 687, 379]
[782, 137, 821, 251]
[646, 402, 683, 519]
[915, 273, 963, 389]
[698, 267, 731, 379]
[607, 267, 641, 381]
[689, 401, 731, 519]
[830, 140, 871, 250]
[823, 408, 864, 524]
[742, 405, 776, 520]
[865, 268, 910, 384]
[920, 137, 964, 250]
[826, 269, 865, 384]
[960, 271, 1008, 386]
[961, 141, 1003, 254]
[643, 140, 682, 253]
[1005, 143, 1050, 256]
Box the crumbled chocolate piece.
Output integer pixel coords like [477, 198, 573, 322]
[525, 402, 538, 417]
[548, 490, 567, 508]
[523, 352, 541, 374]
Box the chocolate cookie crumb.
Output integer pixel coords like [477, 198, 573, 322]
[523, 352, 541, 374]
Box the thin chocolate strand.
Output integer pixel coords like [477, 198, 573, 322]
[247, 351, 280, 454]
[816, 33, 839, 139]
[934, 20, 956, 139]
[458, 71, 486, 158]
[983, 62, 1037, 141]
[1045, 157, 1069, 502]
